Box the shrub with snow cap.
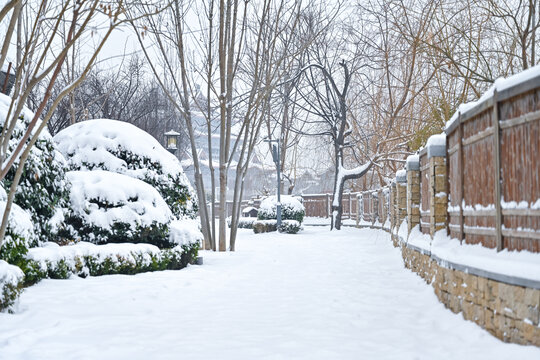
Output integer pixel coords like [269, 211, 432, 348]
[0, 260, 24, 312]
[0, 93, 70, 244]
[258, 195, 305, 224]
[61, 170, 176, 248]
[54, 119, 197, 219]
[0, 198, 37, 271]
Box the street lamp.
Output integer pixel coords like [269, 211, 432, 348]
[164, 130, 180, 154]
[264, 137, 282, 227]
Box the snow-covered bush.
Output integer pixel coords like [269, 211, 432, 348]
[0, 260, 24, 312]
[278, 220, 302, 234]
[26, 241, 199, 279]
[227, 216, 257, 229]
[253, 220, 278, 233]
[54, 119, 197, 219]
[61, 170, 175, 248]
[0, 94, 70, 243]
[258, 196, 305, 224]
[0, 193, 39, 275]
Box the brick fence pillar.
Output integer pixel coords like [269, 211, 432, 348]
[406, 154, 421, 233]
[427, 134, 448, 236]
[390, 182, 397, 232]
[396, 170, 408, 225]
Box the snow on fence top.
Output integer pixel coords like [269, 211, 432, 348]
[406, 154, 420, 171]
[426, 133, 446, 159]
[54, 119, 186, 178]
[445, 63, 540, 131]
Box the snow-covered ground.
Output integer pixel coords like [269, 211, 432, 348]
[1, 227, 539, 359]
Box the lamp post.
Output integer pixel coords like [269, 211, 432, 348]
[264, 137, 281, 227]
[164, 130, 180, 154]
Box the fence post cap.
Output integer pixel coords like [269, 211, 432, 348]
[406, 154, 420, 171]
[427, 133, 446, 158]
[396, 169, 407, 183]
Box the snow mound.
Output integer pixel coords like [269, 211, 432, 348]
[64, 170, 175, 247]
[169, 218, 203, 247]
[54, 119, 197, 219]
[54, 119, 182, 176]
[67, 170, 172, 229]
[27, 241, 162, 272]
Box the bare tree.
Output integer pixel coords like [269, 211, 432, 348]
[0, 0, 167, 252]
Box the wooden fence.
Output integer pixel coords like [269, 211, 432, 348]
[302, 192, 359, 219]
[446, 76, 540, 252]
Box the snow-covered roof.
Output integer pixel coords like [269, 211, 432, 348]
[242, 206, 257, 213]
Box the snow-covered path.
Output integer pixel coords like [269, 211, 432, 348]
[0, 227, 538, 359]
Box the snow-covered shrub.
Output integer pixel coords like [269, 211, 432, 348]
[61, 170, 175, 248]
[226, 216, 256, 229]
[278, 220, 302, 234]
[54, 119, 197, 219]
[169, 219, 204, 248]
[26, 241, 199, 279]
[253, 220, 277, 233]
[0, 196, 39, 278]
[0, 260, 24, 312]
[258, 195, 305, 223]
[0, 94, 70, 244]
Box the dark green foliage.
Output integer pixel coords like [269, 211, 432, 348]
[278, 221, 302, 234]
[2, 130, 70, 245]
[59, 216, 174, 249]
[0, 281, 22, 313]
[253, 220, 277, 233]
[79, 148, 197, 219]
[257, 199, 305, 224]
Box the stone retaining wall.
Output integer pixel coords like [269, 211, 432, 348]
[401, 243, 540, 346]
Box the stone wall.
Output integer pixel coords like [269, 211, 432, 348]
[401, 243, 540, 346]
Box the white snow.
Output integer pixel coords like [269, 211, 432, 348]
[1, 227, 538, 359]
[54, 119, 189, 181]
[66, 170, 172, 230]
[0, 201, 34, 243]
[431, 231, 540, 282]
[169, 218, 203, 246]
[259, 195, 304, 219]
[27, 241, 162, 273]
[406, 154, 419, 164]
[446, 63, 540, 130]
[426, 133, 446, 147]
[0, 260, 23, 289]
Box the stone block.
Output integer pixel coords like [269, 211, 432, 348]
[434, 176, 447, 192]
[430, 157, 445, 167]
[485, 308, 496, 332]
[462, 300, 475, 320]
[434, 164, 447, 176]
